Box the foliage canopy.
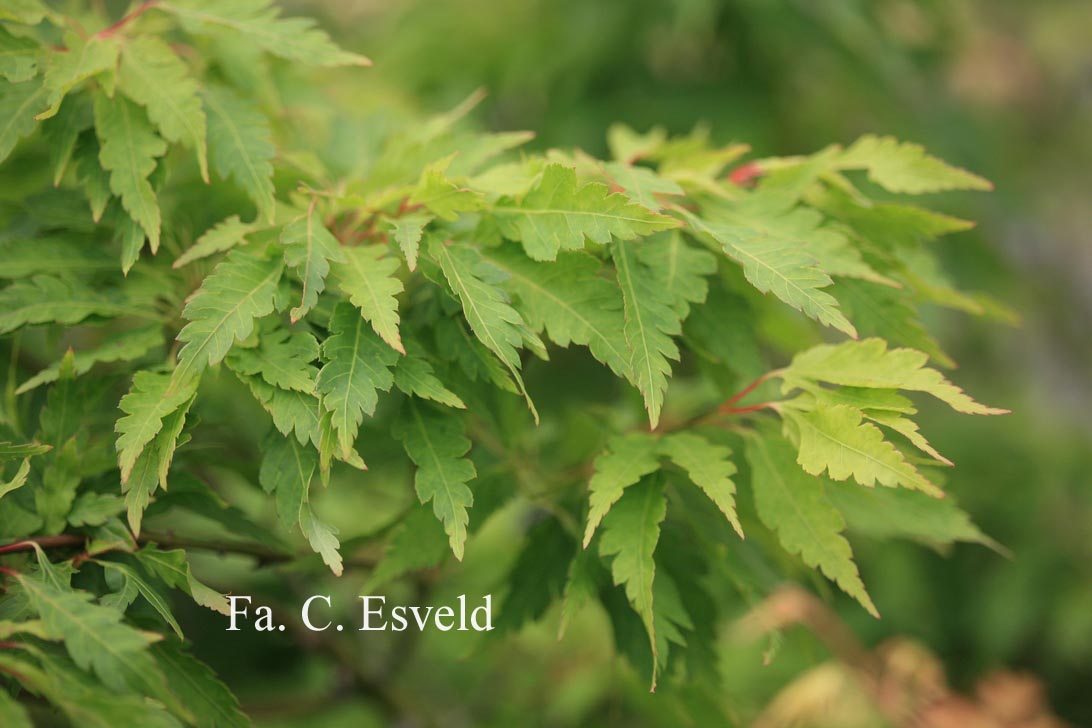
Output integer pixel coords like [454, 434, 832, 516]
[0, 0, 1008, 722]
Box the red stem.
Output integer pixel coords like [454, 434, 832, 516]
[719, 371, 773, 413]
[96, 0, 158, 38]
[720, 402, 774, 416]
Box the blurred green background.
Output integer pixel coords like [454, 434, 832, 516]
[183, 0, 1092, 724]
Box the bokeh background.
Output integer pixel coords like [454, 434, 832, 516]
[178, 1, 1092, 724]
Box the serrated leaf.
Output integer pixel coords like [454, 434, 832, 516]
[635, 231, 716, 319]
[0, 76, 46, 163]
[37, 34, 119, 120]
[151, 640, 249, 728]
[834, 278, 954, 368]
[583, 432, 660, 546]
[96, 560, 183, 638]
[826, 482, 1002, 552]
[838, 135, 992, 194]
[385, 211, 432, 270]
[118, 36, 208, 181]
[175, 248, 283, 373]
[164, 0, 371, 67]
[485, 246, 631, 381]
[393, 400, 475, 560]
[259, 434, 343, 574]
[316, 302, 397, 459]
[430, 238, 542, 418]
[94, 94, 166, 252]
[494, 163, 680, 261]
[864, 410, 952, 465]
[783, 338, 1007, 415]
[240, 373, 321, 446]
[612, 241, 680, 428]
[330, 244, 403, 353]
[115, 371, 199, 483]
[409, 159, 485, 220]
[227, 325, 318, 393]
[175, 215, 256, 268]
[604, 161, 683, 210]
[16, 570, 170, 696]
[203, 84, 275, 221]
[743, 429, 878, 617]
[658, 432, 742, 537]
[279, 211, 345, 321]
[598, 475, 667, 689]
[0, 441, 50, 461]
[785, 403, 941, 496]
[687, 211, 857, 337]
[135, 546, 229, 615]
[393, 350, 465, 409]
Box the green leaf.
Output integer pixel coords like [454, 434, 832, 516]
[316, 302, 397, 459]
[203, 84, 275, 221]
[385, 211, 432, 271]
[164, 0, 371, 67]
[118, 36, 209, 182]
[135, 546, 230, 615]
[96, 560, 184, 638]
[783, 338, 1007, 415]
[115, 371, 199, 484]
[175, 248, 283, 374]
[0, 26, 39, 83]
[598, 475, 667, 689]
[94, 94, 167, 252]
[37, 34, 119, 120]
[123, 392, 195, 534]
[485, 246, 632, 381]
[635, 231, 716, 319]
[784, 403, 942, 496]
[330, 244, 404, 353]
[151, 640, 249, 728]
[241, 374, 322, 446]
[687, 211, 857, 337]
[409, 159, 485, 220]
[0, 77, 47, 163]
[279, 212, 345, 322]
[0, 441, 50, 461]
[583, 432, 660, 547]
[393, 350, 466, 409]
[744, 429, 878, 617]
[657, 432, 742, 537]
[612, 241, 679, 428]
[227, 325, 318, 393]
[16, 570, 170, 697]
[826, 483, 1002, 552]
[174, 215, 256, 268]
[430, 238, 543, 419]
[392, 400, 476, 560]
[494, 163, 680, 261]
[838, 135, 992, 194]
[259, 434, 343, 574]
[0, 458, 31, 500]
[604, 161, 684, 210]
